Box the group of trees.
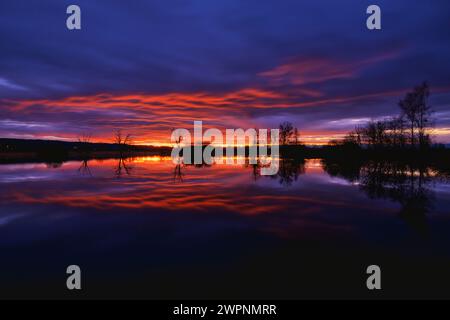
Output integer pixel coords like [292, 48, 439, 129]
[342, 82, 433, 149]
[279, 121, 300, 145]
[76, 129, 132, 155]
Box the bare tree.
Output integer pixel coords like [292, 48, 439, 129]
[399, 82, 433, 148]
[343, 131, 361, 147]
[77, 133, 92, 154]
[293, 128, 300, 145]
[385, 117, 406, 148]
[78, 134, 92, 144]
[415, 82, 433, 148]
[279, 121, 295, 145]
[359, 121, 382, 147]
[114, 129, 132, 155]
[114, 129, 132, 146]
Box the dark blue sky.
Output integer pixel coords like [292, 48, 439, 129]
[1, 0, 450, 144]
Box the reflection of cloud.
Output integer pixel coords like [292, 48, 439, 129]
[4, 157, 426, 243]
[1, 158, 374, 216]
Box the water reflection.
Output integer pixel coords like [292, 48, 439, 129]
[321, 159, 443, 236]
[1, 156, 450, 299]
[270, 158, 305, 186]
[0, 156, 449, 231]
[171, 156, 307, 187]
[173, 163, 184, 182]
[78, 159, 92, 176]
[115, 157, 133, 178]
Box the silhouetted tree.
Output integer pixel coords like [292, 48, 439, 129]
[114, 129, 132, 146]
[279, 122, 293, 145]
[358, 120, 388, 148]
[114, 129, 132, 155]
[399, 82, 433, 149]
[385, 117, 406, 148]
[340, 82, 434, 150]
[77, 133, 92, 154]
[294, 128, 299, 145]
[344, 127, 363, 147]
[279, 121, 299, 145]
[78, 134, 92, 144]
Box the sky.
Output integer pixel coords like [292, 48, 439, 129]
[1, 0, 450, 145]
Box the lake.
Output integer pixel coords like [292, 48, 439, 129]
[1, 156, 450, 299]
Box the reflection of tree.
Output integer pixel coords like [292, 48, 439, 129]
[322, 159, 435, 236]
[398, 188, 432, 236]
[115, 157, 133, 178]
[360, 162, 433, 236]
[78, 159, 92, 176]
[275, 158, 305, 186]
[246, 157, 305, 185]
[172, 158, 213, 182]
[45, 162, 63, 169]
[247, 158, 305, 186]
[251, 163, 260, 181]
[321, 159, 361, 183]
[173, 163, 184, 182]
[244, 158, 263, 181]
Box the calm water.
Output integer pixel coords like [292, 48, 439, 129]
[1, 157, 450, 298]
